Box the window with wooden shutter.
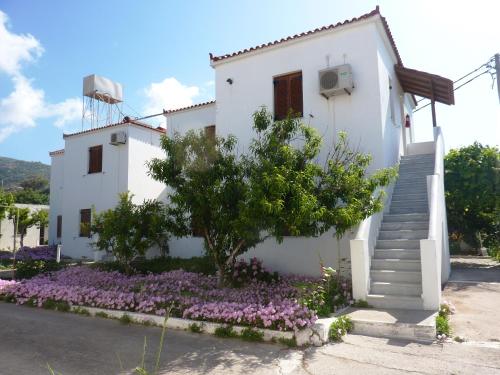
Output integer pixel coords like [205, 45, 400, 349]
[273, 71, 303, 120]
[88, 145, 103, 174]
[39, 226, 45, 244]
[56, 215, 62, 238]
[79, 209, 91, 237]
[191, 217, 204, 238]
[204, 125, 216, 141]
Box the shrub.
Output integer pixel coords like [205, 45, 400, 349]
[214, 325, 237, 338]
[228, 258, 279, 287]
[15, 260, 62, 279]
[297, 266, 351, 317]
[329, 316, 353, 341]
[436, 315, 451, 336]
[188, 323, 203, 333]
[240, 327, 264, 342]
[95, 311, 109, 319]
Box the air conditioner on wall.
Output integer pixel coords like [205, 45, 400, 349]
[319, 64, 354, 98]
[110, 131, 127, 145]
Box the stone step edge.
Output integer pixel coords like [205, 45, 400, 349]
[67, 304, 334, 347]
[349, 319, 436, 342]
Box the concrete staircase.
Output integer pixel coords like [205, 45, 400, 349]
[366, 153, 435, 310]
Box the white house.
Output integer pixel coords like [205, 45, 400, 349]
[48, 118, 167, 259]
[49, 7, 452, 313]
[0, 203, 49, 251]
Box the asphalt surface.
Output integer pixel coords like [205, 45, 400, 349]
[1, 302, 500, 375]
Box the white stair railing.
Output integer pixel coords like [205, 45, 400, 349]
[420, 127, 450, 310]
[350, 183, 394, 300]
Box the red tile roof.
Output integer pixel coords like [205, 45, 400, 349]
[49, 149, 65, 156]
[209, 6, 403, 66]
[63, 117, 166, 139]
[163, 100, 216, 115]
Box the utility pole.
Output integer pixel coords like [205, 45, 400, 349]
[495, 53, 500, 104]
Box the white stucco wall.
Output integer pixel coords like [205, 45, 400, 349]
[163, 17, 408, 276]
[56, 124, 165, 259]
[48, 153, 64, 245]
[126, 126, 167, 204]
[165, 103, 216, 135]
[0, 204, 49, 251]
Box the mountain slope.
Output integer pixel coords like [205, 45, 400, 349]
[0, 157, 50, 190]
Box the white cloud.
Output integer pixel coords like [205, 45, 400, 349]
[143, 77, 200, 114]
[46, 97, 82, 129]
[0, 10, 81, 142]
[0, 10, 43, 77]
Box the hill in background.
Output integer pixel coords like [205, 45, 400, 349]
[0, 157, 50, 190]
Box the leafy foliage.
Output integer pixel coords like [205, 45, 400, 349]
[148, 109, 396, 286]
[228, 257, 279, 287]
[214, 325, 238, 338]
[444, 143, 499, 250]
[329, 316, 353, 341]
[7, 207, 48, 248]
[240, 327, 264, 342]
[91, 193, 172, 272]
[15, 260, 62, 279]
[0, 156, 50, 191]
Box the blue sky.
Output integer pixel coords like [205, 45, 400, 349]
[0, 0, 498, 164]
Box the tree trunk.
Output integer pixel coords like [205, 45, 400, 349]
[20, 234, 24, 249]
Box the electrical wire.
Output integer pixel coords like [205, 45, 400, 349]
[413, 56, 496, 113]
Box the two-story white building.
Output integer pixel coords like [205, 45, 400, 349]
[50, 7, 452, 315]
[49, 118, 166, 258]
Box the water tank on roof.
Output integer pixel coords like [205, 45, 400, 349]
[83, 74, 123, 104]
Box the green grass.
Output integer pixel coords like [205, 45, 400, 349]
[188, 323, 203, 333]
[436, 315, 451, 336]
[95, 311, 109, 319]
[41, 299, 70, 312]
[351, 299, 372, 308]
[277, 337, 297, 348]
[214, 325, 238, 338]
[119, 313, 133, 325]
[240, 327, 264, 342]
[73, 307, 91, 316]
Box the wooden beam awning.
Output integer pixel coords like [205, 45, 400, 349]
[395, 65, 455, 105]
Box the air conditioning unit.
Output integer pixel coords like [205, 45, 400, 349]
[319, 64, 353, 98]
[110, 131, 127, 145]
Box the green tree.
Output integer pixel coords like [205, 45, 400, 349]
[444, 142, 499, 250]
[148, 109, 396, 285]
[91, 193, 172, 272]
[8, 207, 36, 248]
[0, 190, 14, 239]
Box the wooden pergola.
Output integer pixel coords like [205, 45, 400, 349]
[395, 65, 455, 127]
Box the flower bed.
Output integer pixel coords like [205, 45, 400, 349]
[0, 245, 57, 261]
[0, 266, 318, 331]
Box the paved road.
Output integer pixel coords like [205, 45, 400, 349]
[443, 256, 500, 342]
[1, 303, 500, 375]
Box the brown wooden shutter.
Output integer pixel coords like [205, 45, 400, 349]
[289, 73, 303, 117]
[204, 125, 216, 141]
[56, 215, 62, 238]
[274, 72, 303, 120]
[39, 226, 45, 244]
[88, 145, 103, 174]
[274, 76, 289, 120]
[79, 209, 91, 237]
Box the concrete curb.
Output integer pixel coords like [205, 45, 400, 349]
[70, 305, 339, 347]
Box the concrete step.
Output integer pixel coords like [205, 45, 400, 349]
[390, 200, 428, 208]
[392, 194, 428, 201]
[373, 249, 421, 260]
[380, 221, 428, 230]
[383, 213, 429, 222]
[378, 229, 428, 240]
[371, 259, 421, 271]
[390, 206, 428, 214]
[344, 308, 437, 342]
[370, 281, 422, 296]
[400, 153, 434, 160]
[366, 294, 424, 310]
[371, 270, 422, 283]
[377, 239, 420, 249]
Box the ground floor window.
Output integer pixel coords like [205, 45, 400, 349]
[79, 209, 91, 237]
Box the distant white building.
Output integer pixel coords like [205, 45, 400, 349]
[48, 118, 166, 258]
[0, 204, 49, 251]
[49, 7, 453, 311]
